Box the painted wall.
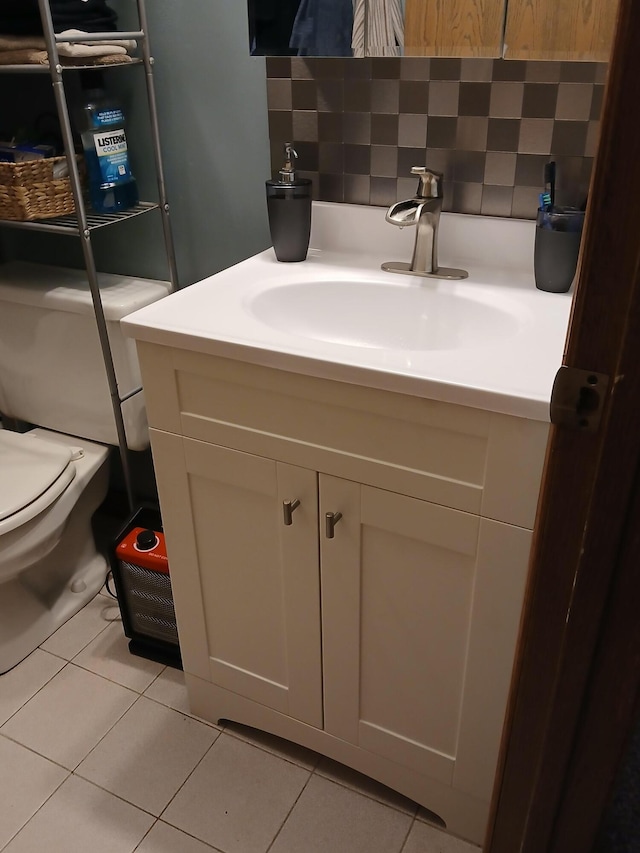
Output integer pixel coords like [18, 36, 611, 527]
[0, 0, 271, 285]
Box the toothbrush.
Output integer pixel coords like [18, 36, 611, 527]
[544, 161, 556, 211]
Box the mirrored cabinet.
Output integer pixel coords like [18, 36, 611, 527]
[503, 0, 619, 62]
[248, 0, 618, 63]
[247, 0, 401, 58]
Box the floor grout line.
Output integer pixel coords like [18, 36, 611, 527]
[0, 729, 72, 774]
[130, 819, 158, 853]
[40, 592, 122, 662]
[130, 818, 225, 853]
[68, 773, 160, 818]
[63, 658, 149, 696]
[156, 726, 222, 824]
[264, 766, 315, 853]
[1, 593, 480, 853]
[314, 766, 420, 815]
[0, 758, 70, 853]
[2, 657, 422, 841]
[0, 657, 70, 731]
[219, 723, 321, 771]
[71, 690, 148, 777]
[398, 815, 418, 853]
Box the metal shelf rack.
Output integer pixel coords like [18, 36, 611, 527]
[0, 201, 159, 233]
[0, 0, 180, 513]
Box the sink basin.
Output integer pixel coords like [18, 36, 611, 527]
[123, 202, 573, 421]
[247, 280, 522, 351]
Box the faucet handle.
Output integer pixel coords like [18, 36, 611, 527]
[411, 167, 443, 199]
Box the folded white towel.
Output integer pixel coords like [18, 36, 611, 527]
[57, 41, 127, 57]
[0, 30, 136, 58]
[0, 47, 132, 66]
[57, 29, 137, 55]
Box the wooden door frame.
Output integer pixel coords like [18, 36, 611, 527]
[486, 1, 640, 850]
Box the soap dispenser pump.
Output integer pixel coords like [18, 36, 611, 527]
[266, 143, 312, 262]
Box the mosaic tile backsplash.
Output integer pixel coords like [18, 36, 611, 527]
[266, 57, 606, 219]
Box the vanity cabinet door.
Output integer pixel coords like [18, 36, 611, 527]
[503, 0, 618, 62]
[319, 474, 532, 803]
[152, 432, 323, 728]
[404, 0, 507, 57]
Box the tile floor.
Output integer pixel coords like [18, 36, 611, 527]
[0, 589, 481, 853]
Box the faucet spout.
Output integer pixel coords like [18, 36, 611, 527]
[411, 198, 441, 274]
[382, 167, 468, 281]
[385, 198, 423, 227]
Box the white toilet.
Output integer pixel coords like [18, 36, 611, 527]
[0, 261, 170, 674]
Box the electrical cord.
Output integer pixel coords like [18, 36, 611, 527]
[104, 570, 118, 599]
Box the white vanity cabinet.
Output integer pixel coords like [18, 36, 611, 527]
[136, 340, 549, 844]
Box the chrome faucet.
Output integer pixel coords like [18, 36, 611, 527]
[382, 167, 468, 280]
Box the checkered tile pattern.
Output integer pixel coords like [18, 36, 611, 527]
[266, 57, 606, 219]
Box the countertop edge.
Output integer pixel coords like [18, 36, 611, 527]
[122, 318, 553, 423]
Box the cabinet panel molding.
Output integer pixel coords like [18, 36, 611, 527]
[504, 0, 619, 61]
[319, 475, 362, 744]
[322, 479, 479, 770]
[184, 435, 275, 495]
[188, 418, 484, 516]
[405, 0, 507, 57]
[277, 462, 324, 726]
[167, 436, 323, 727]
[148, 428, 211, 679]
[176, 365, 489, 492]
[358, 720, 455, 786]
[362, 486, 480, 556]
[189, 458, 290, 703]
[141, 344, 500, 516]
[141, 343, 546, 526]
[454, 519, 532, 800]
[137, 341, 181, 435]
[482, 414, 549, 530]
[171, 348, 492, 439]
[320, 479, 531, 806]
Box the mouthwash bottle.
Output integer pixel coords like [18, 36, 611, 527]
[78, 71, 139, 213]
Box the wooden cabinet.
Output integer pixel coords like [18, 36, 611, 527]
[404, 0, 617, 61]
[405, 0, 507, 58]
[137, 341, 549, 845]
[503, 0, 618, 62]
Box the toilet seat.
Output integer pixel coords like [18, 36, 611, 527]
[0, 430, 76, 536]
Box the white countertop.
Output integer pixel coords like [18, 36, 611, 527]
[122, 202, 573, 421]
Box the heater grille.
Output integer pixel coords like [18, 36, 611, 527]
[118, 560, 179, 645]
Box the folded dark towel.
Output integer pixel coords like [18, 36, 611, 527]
[50, 0, 118, 24]
[50, 15, 118, 31]
[0, 0, 118, 35]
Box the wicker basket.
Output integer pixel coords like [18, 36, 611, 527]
[0, 155, 82, 222]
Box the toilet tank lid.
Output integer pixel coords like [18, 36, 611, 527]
[0, 430, 73, 522]
[0, 262, 171, 322]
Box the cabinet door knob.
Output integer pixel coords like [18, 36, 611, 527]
[283, 499, 301, 525]
[325, 511, 343, 539]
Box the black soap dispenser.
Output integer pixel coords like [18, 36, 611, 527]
[266, 143, 312, 262]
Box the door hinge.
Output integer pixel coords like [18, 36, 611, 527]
[550, 367, 609, 432]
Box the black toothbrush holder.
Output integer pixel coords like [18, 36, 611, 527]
[534, 207, 585, 293]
